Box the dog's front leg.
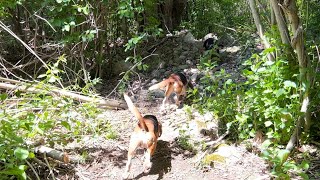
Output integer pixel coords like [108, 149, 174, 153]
[143, 148, 152, 173]
[161, 84, 174, 111]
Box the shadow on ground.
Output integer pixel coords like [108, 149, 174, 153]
[132, 140, 172, 180]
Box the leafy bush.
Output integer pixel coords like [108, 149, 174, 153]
[0, 57, 114, 179]
[191, 47, 308, 178]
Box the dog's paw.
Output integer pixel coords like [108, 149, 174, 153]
[159, 106, 167, 114]
[122, 172, 131, 180]
[143, 161, 152, 173]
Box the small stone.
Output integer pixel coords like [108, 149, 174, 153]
[191, 73, 197, 82]
[186, 60, 193, 65]
[151, 79, 158, 84]
[178, 65, 189, 70]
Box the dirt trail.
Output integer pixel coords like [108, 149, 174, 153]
[62, 32, 273, 179]
[72, 91, 270, 180]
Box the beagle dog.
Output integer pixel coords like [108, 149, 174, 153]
[122, 93, 162, 179]
[149, 72, 193, 109]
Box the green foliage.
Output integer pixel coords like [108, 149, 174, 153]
[191, 46, 308, 177]
[0, 56, 114, 179]
[240, 52, 300, 143]
[261, 140, 310, 179]
[193, 47, 300, 141]
[177, 129, 195, 152]
[183, 0, 252, 38]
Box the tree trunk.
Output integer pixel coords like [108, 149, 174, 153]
[248, 0, 274, 61]
[282, 0, 312, 150]
[270, 0, 291, 45]
[159, 0, 187, 31]
[270, 2, 276, 25]
[270, 0, 295, 63]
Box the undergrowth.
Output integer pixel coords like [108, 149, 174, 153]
[0, 56, 115, 179]
[190, 46, 311, 178]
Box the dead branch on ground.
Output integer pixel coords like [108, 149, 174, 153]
[0, 80, 127, 109]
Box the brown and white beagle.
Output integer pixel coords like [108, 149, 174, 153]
[149, 72, 193, 109]
[122, 93, 162, 179]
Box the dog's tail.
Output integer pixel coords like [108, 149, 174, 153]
[123, 93, 147, 131]
[149, 78, 175, 90]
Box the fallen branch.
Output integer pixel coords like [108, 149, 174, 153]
[35, 146, 71, 164]
[0, 81, 127, 109]
[205, 130, 229, 146]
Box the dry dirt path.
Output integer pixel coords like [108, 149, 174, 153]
[73, 91, 270, 180]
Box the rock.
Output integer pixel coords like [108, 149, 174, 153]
[191, 73, 198, 82]
[112, 60, 133, 75]
[179, 55, 186, 61]
[151, 78, 158, 84]
[182, 45, 190, 51]
[181, 51, 189, 56]
[151, 70, 161, 77]
[164, 71, 172, 76]
[178, 65, 189, 70]
[190, 68, 200, 74]
[149, 89, 164, 98]
[186, 60, 193, 65]
[183, 32, 196, 44]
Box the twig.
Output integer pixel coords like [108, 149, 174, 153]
[43, 153, 56, 180]
[34, 14, 56, 32]
[194, 149, 208, 166]
[0, 56, 34, 81]
[213, 23, 237, 32]
[0, 21, 49, 69]
[26, 160, 40, 180]
[32, 157, 48, 167]
[205, 130, 229, 146]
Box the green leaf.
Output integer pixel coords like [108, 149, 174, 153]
[261, 139, 272, 149]
[283, 80, 297, 89]
[0, 93, 8, 100]
[63, 24, 70, 32]
[263, 47, 276, 54]
[61, 121, 71, 130]
[264, 121, 273, 127]
[225, 79, 232, 85]
[263, 89, 272, 94]
[300, 160, 310, 170]
[277, 149, 290, 164]
[226, 122, 233, 130]
[257, 67, 266, 73]
[48, 76, 57, 82]
[264, 60, 274, 66]
[298, 172, 309, 179]
[14, 148, 29, 160]
[28, 152, 35, 159]
[83, 6, 89, 15]
[275, 88, 286, 97]
[37, 74, 47, 79]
